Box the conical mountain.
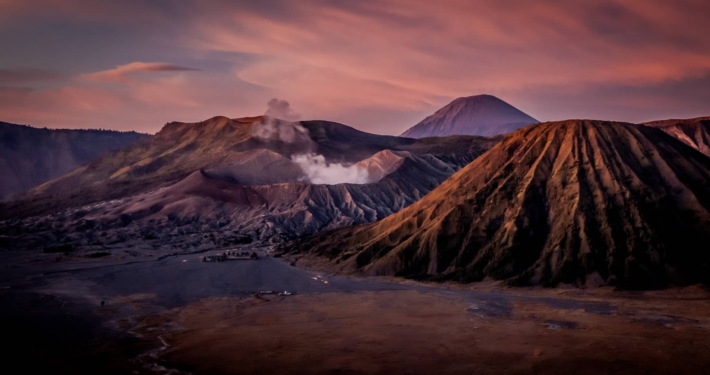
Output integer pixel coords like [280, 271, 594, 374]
[401, 95, 538, 138]
[644, 116, 710, 157]
[295, 120, 710, 289]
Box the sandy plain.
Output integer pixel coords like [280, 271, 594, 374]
[2, 249, 709, 374]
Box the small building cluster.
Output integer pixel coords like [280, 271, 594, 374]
[203, 250, 257, 262]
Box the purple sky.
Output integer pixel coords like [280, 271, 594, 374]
[1, 0, 710, 135]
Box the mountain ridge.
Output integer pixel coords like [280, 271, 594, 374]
[0, 121, 148, 201]
[0, 139, 495, 251]
[0, 116, 499, 221]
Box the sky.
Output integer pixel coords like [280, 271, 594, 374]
[1, 0, 710, 135]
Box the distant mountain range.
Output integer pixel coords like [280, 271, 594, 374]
[0, 116, 498, 251]
[401, 95, 538, 138]
[2, 116, 498, 218]
[3, 108, 710, 290]
[292, 120, 710, 289]
[0, 121, 147, 201]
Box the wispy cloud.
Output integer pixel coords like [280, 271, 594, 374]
[1, 0, 710, 132]
[83, 62, 200, 83]
[186, 0, 710, 127]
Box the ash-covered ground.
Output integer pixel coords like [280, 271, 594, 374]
[2, 247, 710, 374]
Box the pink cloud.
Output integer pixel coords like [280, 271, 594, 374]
[0, 63, 264, 132]
[83, 62, 200, 83]
[1, 1, 710, 133]
[186, 0, 710, 128]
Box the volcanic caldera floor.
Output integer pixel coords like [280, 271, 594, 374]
[2, 248, 710, 374]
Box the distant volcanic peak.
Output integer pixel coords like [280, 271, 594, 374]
[401, 94, 538, 138]
[299, 119, 710, 289]
[447, 94, 507, 108]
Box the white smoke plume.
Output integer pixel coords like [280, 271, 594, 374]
[252, 117, 311, 143]
[253, 98, 373, 185]
[265, 98, 301, 121]
[292, 154, 372, 185]
[252, 98, 310, 143]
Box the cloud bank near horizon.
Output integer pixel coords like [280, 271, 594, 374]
[1, 0, 710, 134]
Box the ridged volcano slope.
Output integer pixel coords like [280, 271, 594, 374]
[0, 149, 481, 251]
[295, 120, 710, 289]
[79, 150, 466, 242]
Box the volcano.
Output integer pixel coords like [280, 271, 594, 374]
[1, 116, 497, 219]
[0, 115, 500, 251]
[294, 120, 710, 289]
[400, 95, 538, 138]
[60, 149, 470, 245]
